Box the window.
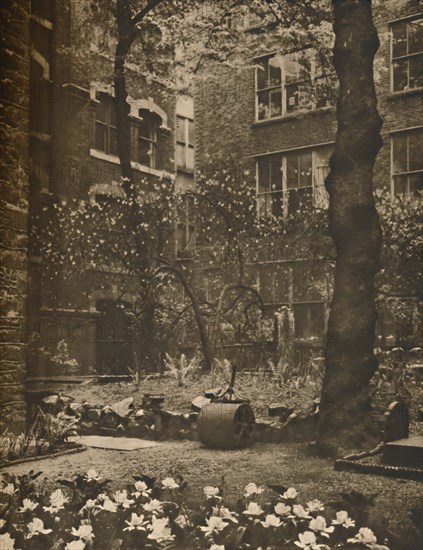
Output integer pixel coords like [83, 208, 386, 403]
[137, 110, 158, 168]
[256, 51, 318, 120]
[392, 129, 423, 195]
[94, 93, 118, 156]
[176, 115, 194, 171]
[391, 17, 423, 92]
[257, 146, 332, 218]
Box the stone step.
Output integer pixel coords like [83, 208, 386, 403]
[382, 436, 423, 469]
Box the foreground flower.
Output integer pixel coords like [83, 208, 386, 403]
[71, 524, 94, 542]
[243, 502, 264, 516]
[203, 486, 220, 499]
[274, 502, 291, 516]
[306, 500, 325, 513]
[124, 513, 147, 532]
[134, 481, 151, 498]
[85, 469, 101, 482]
[162, 477, 179, 489]
[212, 506, 238, 523]
[209, 546, 225, 550]
[0, 533, 18, 550]
[261, 514, 282, 528]
[175, 514, 188, 528]
[44, 489, 69, 513]
[244, 482, 264, 498]
[1, 484, 16, 495]
[200, 516, 229, 536]
[348, 527, 377, 545]
[283, 487, 298, 500]
[294, 531, 326, 549]
[65, 541, 85, 550]
[26, 518, 53, 538]
[97, 497, 118, 513]
[309, 516, 334, 538]
[147, 517, 174, 542]
[114, 490, 134, 508]
[292, 505, 311, 519]
[79, 499, 96, 513]
[19, 499, 38, 512]
[143, 498, 163, 514]
[332, 510, 355, 528]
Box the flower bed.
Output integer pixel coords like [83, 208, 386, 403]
[0, 470, 390, 549]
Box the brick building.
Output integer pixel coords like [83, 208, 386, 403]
[190, 1, 422, 365]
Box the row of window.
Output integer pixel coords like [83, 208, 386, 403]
[256, 15, 422, 122]
[93, 93, 194, 172]
[256, 128, 422, 219]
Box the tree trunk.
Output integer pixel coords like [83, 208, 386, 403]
[317, 0, 383, 456]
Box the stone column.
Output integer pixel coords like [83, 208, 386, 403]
[0, 0, 31, 432]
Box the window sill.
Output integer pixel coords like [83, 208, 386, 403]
[252, 105, 335, 126]
[89, 149, 175, 180]
[387, 88, 423, 101]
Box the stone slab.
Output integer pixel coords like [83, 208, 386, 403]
[74, 435, 162, 451]
[382, 436, 423, 469]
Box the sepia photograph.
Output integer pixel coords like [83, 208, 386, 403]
[0, 0, 422, 549]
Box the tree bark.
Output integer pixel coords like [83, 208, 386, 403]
[317, 0, 383, 456]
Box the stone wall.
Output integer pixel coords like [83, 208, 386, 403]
[0, 0, 31, 432]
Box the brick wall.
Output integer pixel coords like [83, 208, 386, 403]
[0, 0, 31, 431]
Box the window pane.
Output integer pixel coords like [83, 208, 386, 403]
[95, 122, 106, 151]
[188, 119, 195, 145]
[392, 134, 407, 173]
[258, 159, 270, 193]
[410, 172, 423, 195]
[270, 191, 283, 217]
[138, 139, 151, 166]
[96, 98, 107, 123]
[409, 54, 423, 89]
[393, 60, 408, 91]
[299, 152, 312, 188]
[176, 143, 185, 167]
[256, 59, 268, 90]
[176, 116, 185, 142]
[286, 83, 299, 112]
[408, 130, 423, 170]
[257, 90, 270, 120]
[270, 156, 282, 189]
[286, 153, 299, 189]
[139, 120, 152, 140]
[285, 53, 299, 84]
[268, 55, 282, 86]
[393, 174, 407, 194]
[408, 18, 423, 55]
[392, 22, 407, 57]
[270, 88, 282, 117]
[186, 147, 194, 170]
[109, 101, 117, 126]
[109, 127, 118, 156]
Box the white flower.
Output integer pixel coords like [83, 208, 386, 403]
[292, 504, 311, 519]
[309, 516, 335, 538]
[242, 502, 264, 516]
[175, 514, 188, 528]
[332, 510, 355, 528]
[43, 489, 69, 513]
[212, 506, 238, 523]
[71, 524, 94, 542]
[306, 500, 325, 513]
[65, 540, 85, 550]
[203, 486, 220, 499]
[275, 502, 291, 516]
[134, 481, 151, 497]
[294, 531, 326, 549]
[200, 516, 229, 535]
[143, 499, 163, 514]
[97, 497, 118, 513]
[0, 533, 17, 550]
[26, 517, 53, 538]
[0, 519, 6, 529]
[124, 513, 147, 532]
[283, 487, 298, 500]
[113, 490, 134, 508]
[80, 499, 96, 513]
[19, 499, 38, 512]
[209, 546, 225, 550]
[147, 517, 174, 542]
[85, 469, 101, 482]
[1, 484, 16, 495]
[347, 527, 377, 545]
[162, 477, 179, 489]
[261, 514, 282, 528]
[244, 482, 264, 498]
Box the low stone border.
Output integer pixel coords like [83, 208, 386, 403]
[1, 443, 87, 469]
[334, 457, 423, 482]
